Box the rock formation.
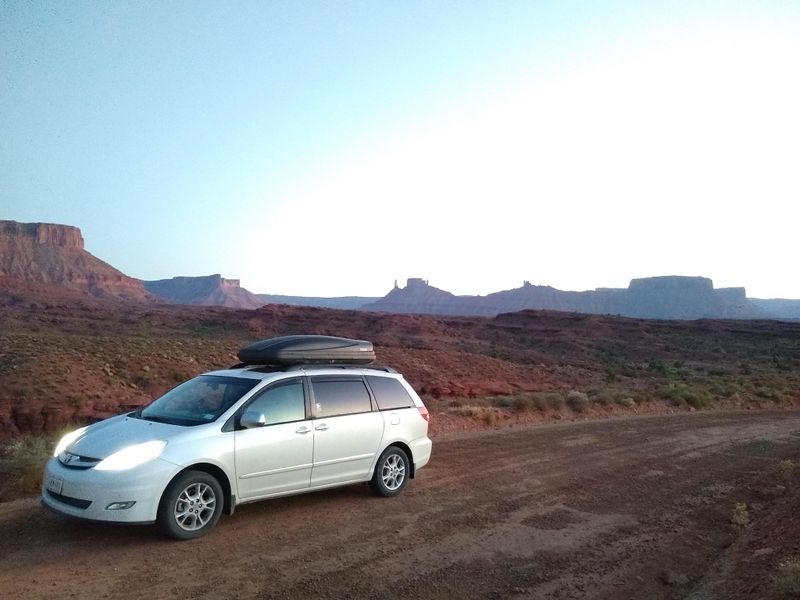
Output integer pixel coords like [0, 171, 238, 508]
[144, 274, 266, 309]
[0, 220, 153, 301]
[362, 276, 766, 320]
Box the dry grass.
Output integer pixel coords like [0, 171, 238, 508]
[454, 405, 502, 426]
[0, 435, 52, 501]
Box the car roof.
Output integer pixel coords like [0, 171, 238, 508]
[204, 364, 401, 382]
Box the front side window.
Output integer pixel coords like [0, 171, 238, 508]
[138, 375, 258, 426]
[245, 380, 306, 425]
[311, 378, 372, 418]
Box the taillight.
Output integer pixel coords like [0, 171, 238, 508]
[417, 406, 430, 422]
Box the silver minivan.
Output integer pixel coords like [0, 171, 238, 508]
[42, 337, 432, 539]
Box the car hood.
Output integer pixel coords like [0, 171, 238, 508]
[68, 414, 182, 459]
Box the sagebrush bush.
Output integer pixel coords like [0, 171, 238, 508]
[661, 383, 712, 409]
[592, 390, 613, 405]
[685, 389, 712, 409]
[731, 502, 750, 527]
[592, 388, 637, 407]
[541, 392, 566, 410]
[493, 395, 513, 408]
[778, 459, 796, 481]
[775, 558, 800, 597]
[566, 391, 590, 413]
[512, 395, 535, 412]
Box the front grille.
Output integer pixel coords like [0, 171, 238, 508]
[47, 490, 92, 510]
[58, 452, 100, 470]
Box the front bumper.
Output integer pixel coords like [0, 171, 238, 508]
[41, 456, 180, 523]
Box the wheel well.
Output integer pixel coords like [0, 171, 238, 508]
[388, 442, 415, 478]
[173, 463, 234, 515]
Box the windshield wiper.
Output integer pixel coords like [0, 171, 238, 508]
[139, 414, 171, 424]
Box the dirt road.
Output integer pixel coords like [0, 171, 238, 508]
[1, 411, 799, 599]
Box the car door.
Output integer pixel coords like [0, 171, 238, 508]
[308, 376, 384, 487]
[234, 377, 313, 499]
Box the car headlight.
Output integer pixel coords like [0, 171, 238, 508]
[53, 426, 89, 457]
[95, 441, 167, 471]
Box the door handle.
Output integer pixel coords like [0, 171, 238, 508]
[295, 426, 311, 434]
[314, 424, 329, 431]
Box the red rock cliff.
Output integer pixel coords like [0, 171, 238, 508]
[0, 220, 154, 302]
[1, 220, 84, 249]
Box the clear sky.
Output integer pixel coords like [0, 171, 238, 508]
[1, 1, 798, 298]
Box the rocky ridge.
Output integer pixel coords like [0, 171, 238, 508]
[143, 274, 266, 309]
[0, 220, 153, 301]
[362, 276, 765, 320]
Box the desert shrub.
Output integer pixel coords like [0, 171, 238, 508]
[775, 558, 800, 597]
[454, 405, 480, 418]
[592, 388, 636, 406]
[481, 408, 500, 426]
[685, 389, 712, 409]
[566, 391, 590, 413]
[454, 405, 501, 425]
[131, 372, 153, 389]
[532, 391, 565, 410]
[647, 360, 668, 375]
[531, 394, 549, 411]
[512, 395, 535, 412]
[731, 502, 750, 527]
[709, 380, 742, 398]
[0, 435, 53, 501]
[66, 395, 84, 406]
[661, 383, 711, 408]
[662, 384, 686, 406]
[592, 389, 614, 405]
[778, 459, 797, 481]
[493, 395, 513, 408]
[755, 387, 785, 403]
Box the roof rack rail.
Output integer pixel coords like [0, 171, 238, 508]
[283, 364, 398, 374]
[227, 363, 398, 374]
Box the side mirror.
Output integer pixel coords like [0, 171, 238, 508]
[240, 410, 267, 429]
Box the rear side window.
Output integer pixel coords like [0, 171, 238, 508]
[311, 378, 372, 418]
[366, 376, 415, 410]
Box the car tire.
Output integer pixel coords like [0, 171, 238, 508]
[157, 470, 223, 540]
[369, 446, 410, 497]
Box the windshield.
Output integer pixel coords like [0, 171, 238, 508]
[137, 375, 259, 426]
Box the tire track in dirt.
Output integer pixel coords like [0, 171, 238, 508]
[1, 411, 799, 600]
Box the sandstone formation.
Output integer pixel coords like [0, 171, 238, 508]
[750, 298, 800, 320]
[144, 274, 266, 309]
[0, 220, 153, 301]
[362, 276, 767, 320]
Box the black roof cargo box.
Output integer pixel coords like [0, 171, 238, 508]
[237, 335, 375, 366]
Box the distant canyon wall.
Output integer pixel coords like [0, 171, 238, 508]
[0, 220, 151, 301]
[362, 276, 766, 320]
[143, 274, 266, 309]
